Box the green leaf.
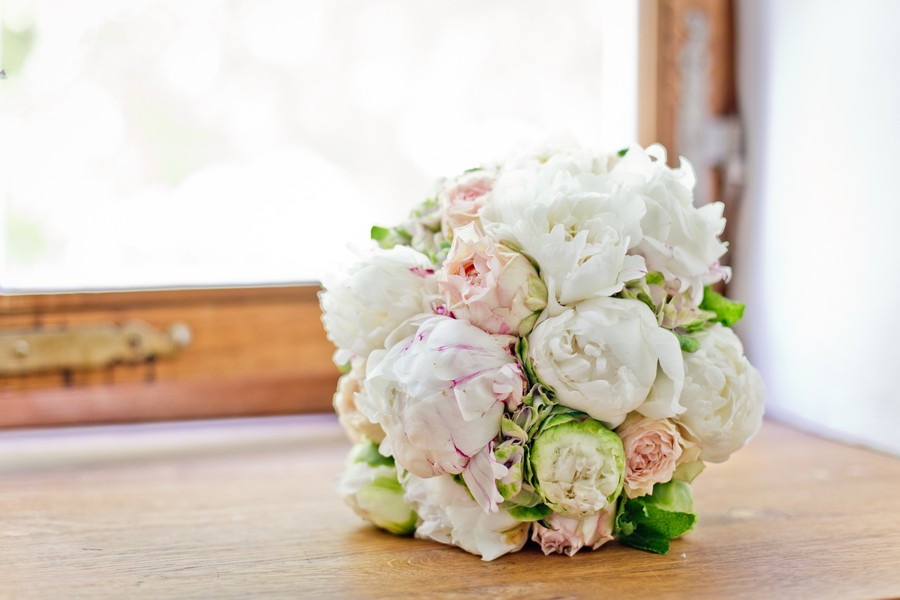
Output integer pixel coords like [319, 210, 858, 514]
[682, 319, 709, 334]
[616, 501, 672, 554]
[371, 225, 412, 250]
[501, 484, 543, 510]
[352, 441, 394, 468]
[535, 408, 588, 435]
[635, 291, 657, 314]
[514, 385, 556, 441]
[370, 225, 391, 243]
[500, 416, 528, 442]
[507, 503, 552, 522]
[675, 332, 701, 353]
[516, 337, 542, 388]
[615, 482, 697, 555]
[645, 271, 665, 286]
[699, 286, 746, 327]
[336, 362, 352, 375]
[617, 147, 629, 157]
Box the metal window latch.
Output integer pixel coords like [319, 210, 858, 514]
[0, 320, 191, 377]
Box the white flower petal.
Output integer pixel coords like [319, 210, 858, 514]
[676, 324, 766, 462]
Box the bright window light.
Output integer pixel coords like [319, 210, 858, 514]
[0, 0, 638, 290]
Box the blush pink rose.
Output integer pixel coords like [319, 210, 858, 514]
[439, 171, 495, 236]
[617, 414, 695, 498]
[437, 223, 547, 336]
[531, 507, 616, 557]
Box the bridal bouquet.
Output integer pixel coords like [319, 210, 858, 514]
[321, 143, 765, 560]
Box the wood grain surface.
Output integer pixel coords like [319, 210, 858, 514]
[2, 417, 899, 599]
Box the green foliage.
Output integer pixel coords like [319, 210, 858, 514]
[1, 23, 35, 76]
[370, 225, 391, 244]
[615, 481, 696, 554]
[352, 440, 394, 469]
[507, 503, 552, 522]
[644, 271, 665, 286]
[674, 332, 701, 353]
[699, 286, 746, 327]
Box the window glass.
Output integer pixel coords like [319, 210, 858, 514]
[0, 0, 638, 290]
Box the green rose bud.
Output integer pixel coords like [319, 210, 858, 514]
[337, 442, 418, 535]
[530, 412, 626, 518]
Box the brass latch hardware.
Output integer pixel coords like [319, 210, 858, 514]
[0, 320, 191, 377]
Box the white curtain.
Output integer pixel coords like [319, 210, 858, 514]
[732, 0, 900, 454]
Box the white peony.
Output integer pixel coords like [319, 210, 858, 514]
[361, 315, 525, 512]
[320, 246, 439, 364]
[401, 472, 530, 561]
[677, 324, 765, 463]
[528, 297, 685, 428]
[481, 159, 646, 315]
[503, 141, 606, 174]
[612, 145, 730, 302]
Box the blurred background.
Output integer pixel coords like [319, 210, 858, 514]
[1, 0, 898, 454]
[0, 0, 638, 288]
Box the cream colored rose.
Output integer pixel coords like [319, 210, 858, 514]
[616, 413, 697, 498]
[531, 507, 616, 557]
[437, 223, 546, 336]
[333, 360, 385, 444]
[439, 171, 495, 237]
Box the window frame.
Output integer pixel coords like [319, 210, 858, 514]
[0, 286, 336, 427]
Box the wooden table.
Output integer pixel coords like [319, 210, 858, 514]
[2, 416, 899, 599]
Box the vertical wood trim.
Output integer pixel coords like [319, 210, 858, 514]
[653, 0, 737, 166]
[638, 0, 659, 147]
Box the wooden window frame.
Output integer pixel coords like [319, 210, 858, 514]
[0, 0, 736, 429]
[0, 286, 336, 427]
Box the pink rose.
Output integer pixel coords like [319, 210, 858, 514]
[617, 415, 694, 498]
[439, 171, 494, 236]
[437, 223, 547, 336]
[531, 507, 616, 557]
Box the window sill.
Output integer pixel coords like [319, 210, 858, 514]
[2, 417, 899, 597]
